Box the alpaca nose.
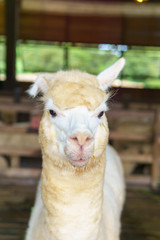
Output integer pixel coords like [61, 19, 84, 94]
[69, 132, 93, 146]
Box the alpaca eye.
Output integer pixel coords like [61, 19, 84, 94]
[49, 110, 57, 117]
[98, 111, 104, 118]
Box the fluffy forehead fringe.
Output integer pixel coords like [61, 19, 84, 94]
[45, 96, 109, 115]
[28, 58, 125, 108]
[29, 69, 114, 111]
[47, 85, 107, 111]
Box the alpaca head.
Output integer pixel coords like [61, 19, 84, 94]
[28, 58, 125, 168]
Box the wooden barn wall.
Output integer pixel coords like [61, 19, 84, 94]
[18, 11, 160, 46]
[0, 1, 160, 46]
[124, 17, 160, 46]
[68, 16, 122, 44]
[0, 3, 4, 35]
[19, 13, 67, 42]
[19, 12, 122, 44]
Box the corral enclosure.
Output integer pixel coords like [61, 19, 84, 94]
[0, 0, 160, 239]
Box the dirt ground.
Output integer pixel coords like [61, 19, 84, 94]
[0, 178, 160, 240]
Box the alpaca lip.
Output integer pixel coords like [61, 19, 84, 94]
[73, 158, 87, 163]
[75, 158, 86, 162]
[70, 158, 88, 167]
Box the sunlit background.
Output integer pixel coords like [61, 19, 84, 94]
[1, 37, 160, 89]
[1, 0, 160, 89]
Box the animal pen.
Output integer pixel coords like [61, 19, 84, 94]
[0, 0, 160, 240]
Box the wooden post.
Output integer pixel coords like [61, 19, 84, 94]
[5, 0, 19, 90]
[151, 110, 160, 189]
[10, 156, 20, 168]
[63, 45, 69, 70]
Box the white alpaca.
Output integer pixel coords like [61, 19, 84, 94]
[25, 58, 126, 240]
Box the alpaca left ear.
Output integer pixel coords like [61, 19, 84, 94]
[27, 73, 52, 97]
[97, 58, 125, 91]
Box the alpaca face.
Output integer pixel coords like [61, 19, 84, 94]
[28, 58, 125, 168]
[45, 98, 108, 167]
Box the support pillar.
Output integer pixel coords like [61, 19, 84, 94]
[5, 0, 19, 90]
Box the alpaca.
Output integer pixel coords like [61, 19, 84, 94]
[25, 58, 126, 240]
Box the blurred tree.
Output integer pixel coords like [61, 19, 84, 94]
[4, 40, 160, 89]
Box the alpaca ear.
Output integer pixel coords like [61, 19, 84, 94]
[27, 74, 52, 97]
[97, 58, 125, 91]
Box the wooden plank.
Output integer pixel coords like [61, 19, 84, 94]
[124, 16, 160, 46]
[109, 131, 152, 141]
[126, 175, 151, 187]
[0, 96, 32, 104]
[0, 176, 39, 186]
[21, 1, 160, 17]
[0, 146, 41, 157]
[0, 222, 26, 229]
[10, 156, 20, 168]
[20, 12, 67, 42]
[0, 168, 41, 178]
[151, 110, 160, 189]
[68, 16, 122, 44]
[120, 153, 152, 164]
[0, 124, 30, 133]
[20, 11, 122, 44]
[0, 236, 19, 240]
[107, 109, 155, 121]
[19, 2, 160, 45]
[0, 102, 36, 113]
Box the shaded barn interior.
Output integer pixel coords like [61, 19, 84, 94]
[0, 180, 160, 240]
[0, 0, 160, 239]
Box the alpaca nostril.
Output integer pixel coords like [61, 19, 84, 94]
[86, 137, 93, 142]
[72, 137, 78, 142]
[69, 136, 78, 143]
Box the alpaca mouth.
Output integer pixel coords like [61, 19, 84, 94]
[70, 158, 89, 167]
[75, 158, 86, 163]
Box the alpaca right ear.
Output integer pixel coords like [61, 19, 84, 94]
[27, 74, 52, 97]
[97, 58, 125, 91]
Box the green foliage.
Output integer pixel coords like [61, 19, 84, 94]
[123, 47, 160, 81]
[16, 43, 118, 75]
[69, 46, 117, 75]
[144, 78, 160, 89]
[0, 37, 160, 89]
[16, 43, 64, 74]
[0, 40, 6, 74]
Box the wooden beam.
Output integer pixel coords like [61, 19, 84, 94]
[5, 0, 19, 90]
[0, 124, 30, 133]
[0, 168, 41, 178]
[109, 131, 152, 142]
[126, 175, 151, 187]
[0, 102, 37, 113]
[120, 153, 153, 164]
[21, 1, 160, 17]
[0, 146, 41, 157]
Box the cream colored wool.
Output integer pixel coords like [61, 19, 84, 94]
[25, 58, 125, 240]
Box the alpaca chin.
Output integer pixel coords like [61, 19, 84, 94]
[67, 150, 92, 167]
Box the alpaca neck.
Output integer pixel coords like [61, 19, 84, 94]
[41, 154, 106, 240]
